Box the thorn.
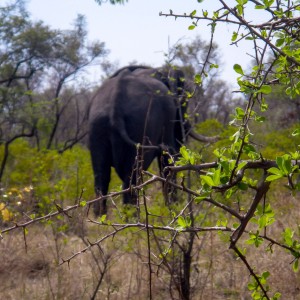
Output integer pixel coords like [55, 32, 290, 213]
[54, 201, 72, 218]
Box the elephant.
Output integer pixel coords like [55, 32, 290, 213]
[89, 65, 217, 216]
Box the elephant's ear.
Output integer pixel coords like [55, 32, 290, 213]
[168, 68, 185, 96]
[154, 69, 170, 90]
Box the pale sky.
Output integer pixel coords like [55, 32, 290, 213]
[27, 0, 255, 86]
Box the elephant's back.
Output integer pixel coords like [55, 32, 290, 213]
[112, 74, 177, 145]
[89, 67, 178, 147]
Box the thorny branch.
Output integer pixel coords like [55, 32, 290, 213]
[230, 172, 271, 247]
[160, 2, 300, 297]
[60, 221, 232, 266]
[160, 1, 300, 68]
[1, 2, 299, 299]
[232, 245, 271, 300]
[1, 158, 298, 264]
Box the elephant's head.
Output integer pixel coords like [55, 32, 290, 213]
[167, 67, 185, 97]
[160, 66, 219, 146]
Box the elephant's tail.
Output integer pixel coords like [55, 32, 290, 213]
[112, 114, 159, 150]
[115, 115, 138, 147]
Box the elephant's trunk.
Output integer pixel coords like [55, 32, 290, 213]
[188, 129, 219, 143]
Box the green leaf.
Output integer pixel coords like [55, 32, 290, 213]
[194, 74, 202, 85]
[232, 222, 239, 229]
[213, 11, 219, 18]
[225, 186, 237, 199]
[100, 214, 107, 223]
[236, 4, 243, 15]
[276, 155, 292, 175]
[264, 0, 274, 7]
[290, 151, 300, 160]
[243, 144, 257, 157]
[180, 146, 189, 161]
[209, 63, 219, 69]
[255, 115, 266, 122]
[219, 160, 233, 174]
[231, 31, 238, 42]
[261, 29, 267, 38]
[177, 216, 191, 230]
[268, 167, 283, 176]
[238, 182, 248, 190]
[248, 281, 257, 291]
[260, 98, 268, 112]
[190, 10, 197, 16]
[261, 271, 270, 280]
[275, 38, 285, 47]
[210, 21, 217, 33]
[236, 161, 247, 171]
[247, 231, 264, 247]
[283, 228, 294, 247]
[273, 292, 282, 300]
[195, 192, 210, 203]
[80, 200, 87, 207]
[266, 174, 283, 182]
[292, 129, 300, 136]
[177, 216, 186, 228]
[258, 214, 268, 228]
[259, 85, 272, 94]
[235, 106, 245, 118]
[293, 259, 299, 272]
[188, 25, 196, 30]
[200, 175, 215, 187]
[212, 168, 221, 186]
[186, 216, 192, 227]
[233, 64, 244, 75]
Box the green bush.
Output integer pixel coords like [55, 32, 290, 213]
[1, 140, 96, 217]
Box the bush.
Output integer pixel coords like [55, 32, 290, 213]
[0, 140, 96, 220]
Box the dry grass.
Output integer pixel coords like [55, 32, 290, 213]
[1, 189, 300, 299]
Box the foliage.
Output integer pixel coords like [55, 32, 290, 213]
[166, 36, 244, 124]
[0, 0, 108, 181]
[1, 1, 300, 300]
[159, 1, 300, 299]
[0, 140, 95, 220]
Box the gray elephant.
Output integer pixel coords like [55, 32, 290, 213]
[89, 65, 216, 216]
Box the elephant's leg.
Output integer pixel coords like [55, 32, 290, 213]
[117, 159, 138, 206]
[113, 142, 140, 206]
[93, 167, 111, 216]
[158, 150, 170, 177]
[90, 141, 112, 216]
[121, 149, 157, 205]
[122, 176, 138, 205]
